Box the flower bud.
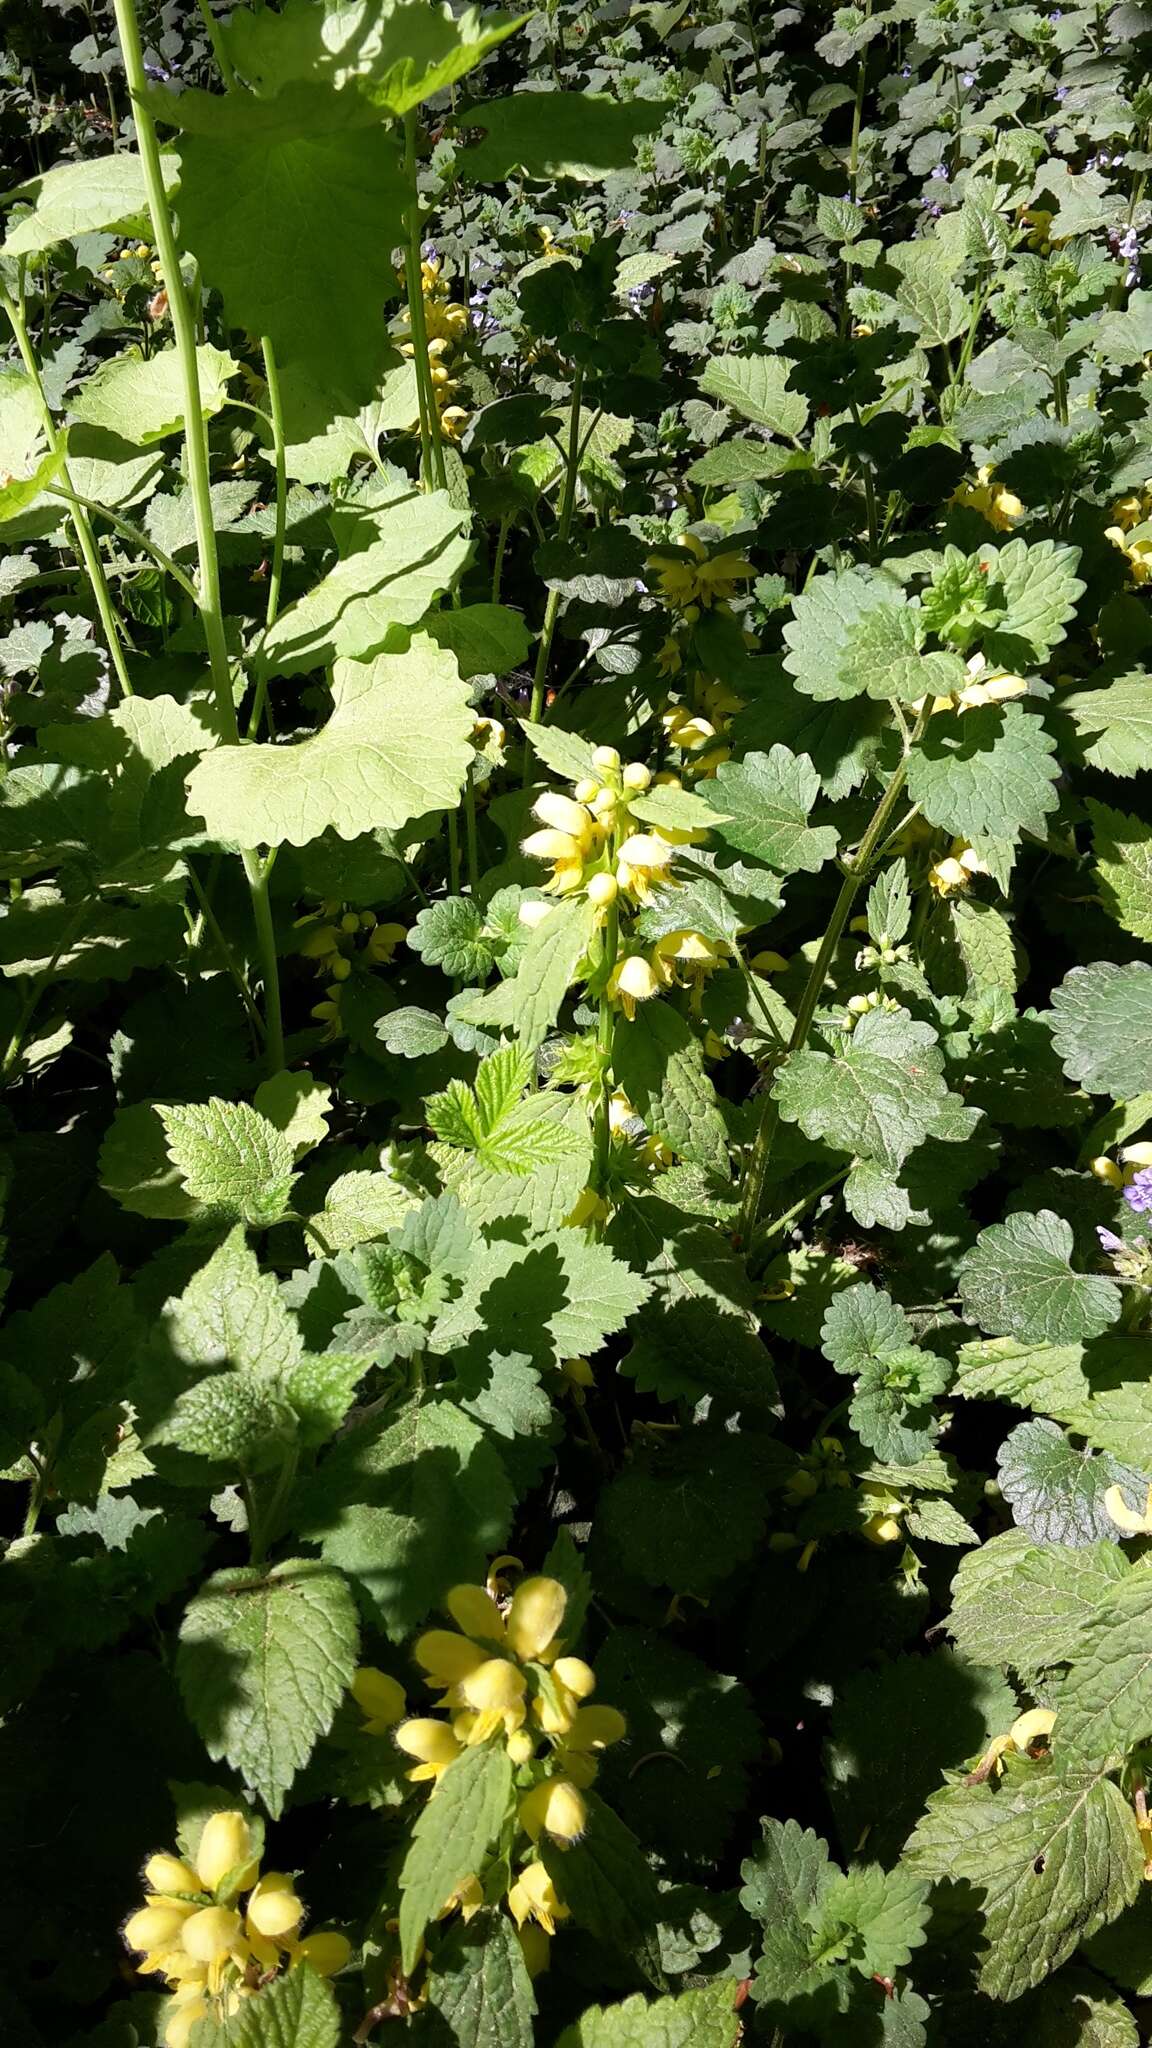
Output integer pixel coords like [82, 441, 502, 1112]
[395, 1718, 462, 1765]
[552, 1656, 596, 1699]
[573, 778, 600, 804]
[125, 1904, 196, 1955]
[247, 1874, 304, 1940]
[622, 762, 651, 790]
[506, 1576, 567, 1662]
[351, 1666, 406, 1728]
[292, 1930, 352, 1976]
[446, 1583, 506, 1641]
[1121, 1142, 1152, 1168]
[181, 1906, 242, 1965]
[519, 1777, 587, 1843]
[507, 1728, 536, 1765]
[1090, 1156, 1124, 1188]
[522, 827, 585, 862]
[1009, 1707, 1055, 1751]
[458, 1658, 527, 1712]
[194, 1812, 256, 1894]
[591, 745, 620, 771]
[586, 872, 618, 907]
[534, 791, 594, 842]
[145, 1854, 200, 1897]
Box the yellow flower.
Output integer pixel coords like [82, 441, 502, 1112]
[414, 1628, 488, 1687]
[289, 1930, 352, 1976]
[507, 1859, 570, 1934]
[606, 952, 664, 1019]
[395, 1717, 464, 1782]
[446, 1582, 506, 1642]
[654, 928, 726, 982]
[929, 843, 990, 896]
[519, 1777, 587, 1843]
[144, 1855, 201, 1898]
[246, 1874, 303, 1942]
[955, 669, 1029, 712]
[506, 1576, 567, 1662]
[1106, 524, 1152, 583]
[1105, 1482, 1152, 1535]
[1019, 206, 1057, 252]
[970, 1706, 1056, 1781]
[650, 532, 754, 611]
[365, 921, 406, 965]
[181, 1905, 243, 1966]
[565, 1186, 610, 1228]
[586, 870, 618, 908]
[194, 1812, 258, 1895]
[438, 1873, 484, 1922]
[351, 1665, 407, 1733]
[615, 831, 677, 901]
[1090, 1156, 1124, 1189]
[1109, 489, 1152, 531]
[517, 1922, 552, 1976]
[534, 790, 596, 844]
[951, 465, 1024, 531]
[452, 1657, 528, 1741]
[564, 1704, 627, 1751]
[1121, 1142, 1152, 1168]
[125, 1903, 198, 1957]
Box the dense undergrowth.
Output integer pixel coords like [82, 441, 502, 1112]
[5, 0, 1152, 2042]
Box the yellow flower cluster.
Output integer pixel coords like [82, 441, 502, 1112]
[1108, 485, 1152, 531]
[1090, 1140, 1152, 1192]
[912, 653, 1029, 721]
[123, 1811, 350, 2048]
[1105, 520, 1152, 583]
[970, 1707, 1055, 1782]
[294, 899, 406, 1039]
[398, 254, 469, 441]
[648, 532, 754, 617]
[660, 675, 743, 781]
[929, 841, 991, 895]
[950, 465, 1024, 531]
[389, 1571, 626, 1973]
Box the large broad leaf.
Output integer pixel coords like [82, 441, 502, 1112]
[2, 153, 179, 258]
[782, 569, 906, 703]
[1087, 800, 1152, 944]
[225, 0, 526, 115]
[556, 1981, 738, 2047]
[157, 1099, 297, 1227]
[69, 344, 239, 444]
[907, 704, 1060, 845]
[774, 1009, 958, 1175]
[906, 1759, 1144, 2000]
[958, 1211, 1120, 1347]
[697, 354, 808, 440]
[1049, 960, 1152, 1100]
[1065, 673, 1152, 778]
[177, 1558, 359, 1817]
[1059, 1568, 1152, 1770]
[0, 371, 64, 518]
[460, 92, 669, 182]
[612, 1000, 730, 1175]
[703, 746, 838, 875]
[427, 1912, 537, 2048]
[186, 636, 474, 848]
[257, 492, 468, 675]
[996, 1418, 1147, 1548]
[399, 1744, 513, 1971]
[429, 1230, 650, 1370]
[947, 1528, 1130, 1676]
[144, 82, 407, 440]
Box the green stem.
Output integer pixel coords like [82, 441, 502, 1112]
[111, 0, 235, 739]
[247, 1442, 299, 1570]
[523, 360, 585, 772]
[241, 848, 285, 1075]
[3, 286, 134, 698]
[402, 111, 446, 492]
[751, 1166, 850, 1268]
[491, 513, 510, 604]
[45, 481, 198, 599]
[447, 809, 461, 896]
[185, 858, 266, 1043]
[261, 333, 287, 633]
[737, 709, 928, 1249]
[592, 901, 620, 1196]
[464, 766, 480, 895]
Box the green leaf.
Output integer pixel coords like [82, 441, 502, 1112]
[618, 1297, 777, 1411]
[377, 1006, 450, 1058]
[1049, 961, 1152, 1100]
[456, 896, 598, 1050]
[432, 1229, 649, 1368]
[146, 82, 407, 440]
[519, 718, 596, 785]
[958, 1211, 1120, 1346]
[224, 0, 526, 115]
[459, 92, 668, 181]
[983, 536, 1086, 666]
[627, 783, 723, 835]
[905, 1758, 1143, 2000]
[868, 862, 911, 945]
[159, 1371, 297, 1470]
[191, 1964, 341, 2047]
[949, 896, 1018, 994]
[556, 1980, 737, 2048]
[70, 344, 239, 444]
[947, 1529, 1130, 1676]
[612, 1001, 729, 1174]
[302, 1396, 515, 1638]
[775, 1008, 956, 1174]
[782, 569, 906, 703]
[997, 1419, 1148, 1547]
[839, 604, 967, 705]
[253, 1072, 332, 1157]
[907, 705, 1060, 845]
[1087, 800, 1152, 943]
[399, 1743, 513, 1971]
[703, 747, 837, 875]
[1058, 1569, 1152, 1769]
[540, 1792, 661, 1961]
[1065, 673, 1152, 777]
[427, 1912, 538, 2048]
[307, 1166, 415, 1252]
[257, 496, 468, 676]
[157, 1099, 297, 1227]
[697, 354, 808, 440]
[2, 151, 180, 257]
[425, 603, 532, 680]
[0, 371, 64, 518]
[595, 1430, 769, 1596]
[187, 637, 474, 848]
[177, 1559, 359, 1817]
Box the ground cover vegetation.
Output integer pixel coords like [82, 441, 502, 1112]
[5, 0, 1152, 2040]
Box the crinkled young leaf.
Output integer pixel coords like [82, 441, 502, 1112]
[158, 1371, 297, 1471]
[703, 746, 838, 875]
[958, 1211, 1120, 1345]
[907, 704, 1060, 845]
[1049, 960, 1152, 1100]
[613, 1000, 730, 1174]
[997, 1419, 1148, 1547]
[157, 1099, 297, 1227]
[186, 637, 474, 848]
[905, 1758, 1143, 2000]
[410, 896, 499, 983]
[774, 1009, 955, 1174]
[177, 1559, 359, 1817]
[427, 1911, 537, 2048]
[698, 353, 809, 439]
[70, 343, 239, 444]
[455, 896, 598, 1050]
[399, 1744, 513, 1971]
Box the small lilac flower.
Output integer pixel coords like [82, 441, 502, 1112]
[931, 163, 950, 181]
[1055, 84, 1068, 100]
[1125, 1168, 1152, 1215]
[1049, 8, 1062, 17]
[1098, 1226, 1126, 1253]
[421, 241, 440, 264]
[900, 63, 912, 77]
[920, 199, 943, 216]
[961, 71, 975, 86]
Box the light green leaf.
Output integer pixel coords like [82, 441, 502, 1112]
[307, 1167, 416, 1252]
[399, 1744, 513, 1970]
[2, 152, 180, 258]
[626, 783, 723, 834]
[377, 1006, 450, 1058]
[907, 704, 1060, 845]
[157, 1100, 297, 1227]
[949, 896, 1018, 992]
[888, 240, 967, 345]
[187, 637, 474, 848]
[253, 1072, 333, 1157]
[613, 1001, 730, 1175]
[782, 569, 907, 703]
[456, 896, 598, 1050]
[459, 92, 668, 182]
[1065, 674, 1152, 777]
[1049, 960, 1152, 1100]
[258, 494, 468, 676]
[958, 1210, 1120, 1346]
[161, 1227, 305, 1379]
[158, 1370, 297, 1470]
[177, 1559, 359, 1817]
[70, 344, 239, 444]
[0, 370, 63, 518]
[191, 1965, 341, 2048]
[953, 1335, 1091, 1414]
[867, 861, 911, 946]
[110, 691, 221, 769]
[225, 0, 525, 113]
[775, 1009, 954, 1174]
[1087, 800, 1152, 942]
[703, 747, 837, 875]
[698, 354, 808, 440]
[947, 1528, 1130, 1675]
[425, 603, 532, 679]
[556, 1980, 737, 2047]
[519, 718, 596, 785]
[905, 1759, 1143, 2000]
[427, 1912, 538, 2048]
[984, 535, 1085, 665]
[839, 604, 966, 704]
[1059, 1570, 1152, 1769]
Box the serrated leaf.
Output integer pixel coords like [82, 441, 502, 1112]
[253, 1071, 332, 1156]
[867, 861, 911, 946]
[556, 1980, 737, 2048]
[70, 344, 239, 444]
[984, 535, 1085, 665]
[431, 1230, 649, 1367]
[1049, 961, 1152, 1100]
[159, 1371, 297, 1469]
[958, 1210, 1120, 1346]
[187, 637, 474, 848]
[427, 1912, 538, 2048]
[3, 152, 180, 258]
[782, 570, 906, 703]
[613, 1001, 729, 1174]
[455, 896, 597, 1050]
[618, 1297, 776, 1410]
[1065, 674, 1152, 777]
[703, 747, 837, 875]
[519, 718, 596, 785]
[1087, 800, 1152, 942]
[840, 604, 966, 704]
[399, 1744, 513, 1971]
[907, 704, 1060, 846]
[905, 1759, 1143, 2000]
[541, 1791, 661, 1961]
[177, 1559, 359, 1817]
[191, 1964, 341, 2048]
[698, 354, 808, 440]
[947, 1528, 1130, 1675]
[775, 1008, 953, 1173]
[627, 783, 723, 834]
[1059, 1569, 1152, 1769]
[997, 1418, 1148, 1547]
[410, 896, 497, 982]
[157, 1099, 297, 1227]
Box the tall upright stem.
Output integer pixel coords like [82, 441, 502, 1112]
[523, 361, 585, 773]
[737, 709, 927, 1251]
[402, 111, 446, 493]
[592, 900, 620, 1196]
[3, 286, 134, 699]
[261, 334, 287, 634]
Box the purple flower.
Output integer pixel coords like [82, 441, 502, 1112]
[900, 63, 912, 77]
[421, 241, 440, 264]
[1098, 1225, 1126, 1253]
[1125, 1168, 1152, 1215]
[1055, 85, 1068, 100]
[930, 163, 950, 181]
[920, 199, 943, 216]
[961, 71, 975, 86]
[1049, 8, 1062, 17]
